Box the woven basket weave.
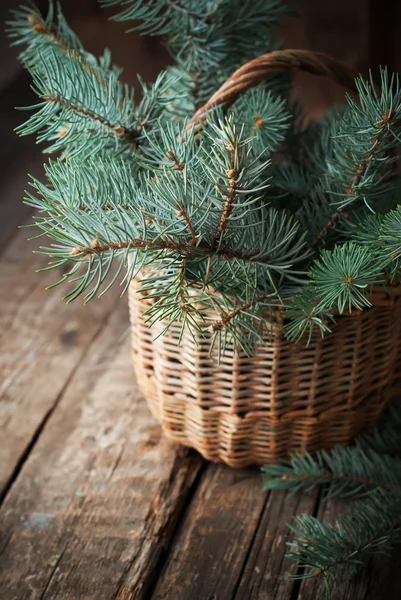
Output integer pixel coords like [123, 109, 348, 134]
[129, 49, 401, 468]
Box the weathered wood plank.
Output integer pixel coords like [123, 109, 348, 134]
[0, 303, 204, 599]
[0, 227, 118, 498]
[233, 490, 318, 600]
[150, 465, 269, 600]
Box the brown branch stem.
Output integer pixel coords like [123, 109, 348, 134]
[44, 93, 138, 142]
[177, 202, 197, 243]
[280, 471, 393, 492]
[216, 175, 238, 239]
[313, 523, 400, 577]
[209, 293, 273, 332]
[165, 149, 198, 243]
[215, 140, 240, 242]
[28, 13, 71, 55]
[29, 12, 139, 143]
[311, 113, 394, 248]
[69, 236, 271, 266]
[166, 149, 185, 172]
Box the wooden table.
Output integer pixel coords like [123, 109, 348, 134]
[1, 188, 401, 600]
[1, 14, 401, 589]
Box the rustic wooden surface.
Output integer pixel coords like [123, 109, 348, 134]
[2, 230, 400, 600]
[1, 145, 400, 600]
[1, 1, 400, 598]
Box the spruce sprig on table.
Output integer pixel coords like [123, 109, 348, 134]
[262, 403, 401, 598]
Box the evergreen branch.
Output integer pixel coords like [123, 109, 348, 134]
[101, 0, 290, 107]
[263, 403, 401, 597]
[208, 292, 275, 332]
[380, 206, 401, 260]
[201, 115, 274, 245]
[310, 114, 389, 248]
[43, 91, 138, 143]
[215, 167, 239, 240]
[100, 0, 207, 37]
[158, 141, 198, 242]
[287, 492, 401, 598]
[284, 287, 334, 344]
[262, 446, 401, 499]
[17, 50, 175, 158]
[69, 237, 187, 258]
[162, 144, 197, 242]
[8, 2, 83, 64]
[15, 37, 138, 156]
[310, 70, 401, 248]
[232, 89, 292, 158]
[11, 6, 178, 158]
[309, 242, 384, 313]
[25, 150, 309, 355]
[13, 2, 401, 359]
[26, 9, 70, 55]
[177, 202, 197, 243]
[68, 234, 301, 267]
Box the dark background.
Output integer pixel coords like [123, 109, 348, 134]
[0, 0, 399, 251]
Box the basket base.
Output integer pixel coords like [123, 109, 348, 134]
[133, 353, 397, 468]
[129, 281, 401, 468]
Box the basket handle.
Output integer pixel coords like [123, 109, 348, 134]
[188, 49, 359, 127]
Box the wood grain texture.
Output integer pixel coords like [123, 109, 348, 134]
[0, 303, 203, 599]
[150, 465, 270, 600]
[233, 490, 319, 600]
[1, 2, 400, 598]
[0, 227, 119, 498]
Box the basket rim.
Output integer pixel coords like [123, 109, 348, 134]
[132, 275, 401, 332]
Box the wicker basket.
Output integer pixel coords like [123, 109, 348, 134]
[129, 50, 401, 468]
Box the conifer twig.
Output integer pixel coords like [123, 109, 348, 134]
[27, 11, 70, 54]
[26, 8, 103, 84]
[215, 139, 240, 241]
[311, 111, 395, 248]
[209, 292, 273, 332]
[43, 92, 138, 142]
[166, 149, 185, 172]
[216, 168, 238, 239]
[69, 237, 274, 265]
[279, 470, 393, 492]
[165, 149, 197, 242]
[287, 493, 401, 595]
[177, 202, 197, 243]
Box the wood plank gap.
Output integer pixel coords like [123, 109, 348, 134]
[149, 466, 269, 600]
[116, 455, 208, 600]
[0, 402, 56, 508]
[289, 487, 323, 600]
[0, 302, 117, 508]
[0, 305, 206, 599]
[230, 491, 272, 600]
